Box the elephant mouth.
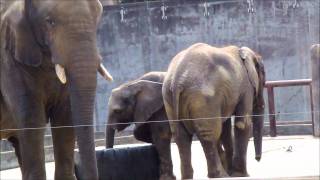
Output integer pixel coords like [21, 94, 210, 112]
[54, 63, 113, 84]
[116, 124, 128, 131]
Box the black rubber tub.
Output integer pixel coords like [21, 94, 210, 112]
[75, 145, 160, 180]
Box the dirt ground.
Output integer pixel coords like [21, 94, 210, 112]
[1, 135, 319, 180]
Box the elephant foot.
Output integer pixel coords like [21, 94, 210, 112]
[231, 171, 249, 177]
[159, 173, 176, 180]
[226, 169, 233, 176]
[181, 173, 193, 180]
[55, 173, 76, 180]
[208, 169, 229, 178]
[232, 157, 249, 177]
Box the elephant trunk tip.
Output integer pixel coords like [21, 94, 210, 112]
[255, 155, 261, 162]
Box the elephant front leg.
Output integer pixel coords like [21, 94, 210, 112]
[172, 122, 193, 179]
[220, 119, 234, 175]
[15, 107, 47, 180]
[217, 141, 227, 173]
[51, 104, 76, 180]
[8, 137, 23, 172]
[151, 123, 175, 180]
[232, 115, 251, 177]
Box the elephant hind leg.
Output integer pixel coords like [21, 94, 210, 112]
[191, 107, 228, 178]
[173, 122, 193, 179]
[195, 126, 228, 178]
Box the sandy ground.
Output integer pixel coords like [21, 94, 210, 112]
[1, 135, 319, 180]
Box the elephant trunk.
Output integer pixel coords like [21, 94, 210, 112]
[68, 58, 99, 179]
[105, 125, 115, 148]
[252, 104, 264, 161]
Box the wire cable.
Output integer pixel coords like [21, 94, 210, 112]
[0, 110, 318, 132]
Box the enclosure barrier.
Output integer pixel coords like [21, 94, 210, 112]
[75, 145, 160, 180]
[264, 79, 314, 137]
[310, 44, 320, 137]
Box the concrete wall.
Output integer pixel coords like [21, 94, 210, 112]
[95, 0, 320, 132]
[311, 44, 320, 136]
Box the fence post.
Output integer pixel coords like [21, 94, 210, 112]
[267, 86, 277, 137]
[311, 44, 320, 137]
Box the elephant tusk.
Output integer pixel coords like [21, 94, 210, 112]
[55, 64, 67, 84]
[98, 63, 113, 82]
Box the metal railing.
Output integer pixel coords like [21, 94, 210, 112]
[264, 79, 314, 137]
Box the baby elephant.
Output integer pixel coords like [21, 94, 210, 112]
[105, 71, 176, 180]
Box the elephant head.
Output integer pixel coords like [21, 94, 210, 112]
[239, 47, 266, 161]
[2, 0, 113, 178]
[106, 78, 164, 148]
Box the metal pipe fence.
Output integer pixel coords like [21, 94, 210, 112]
[264, 79, 314, 137]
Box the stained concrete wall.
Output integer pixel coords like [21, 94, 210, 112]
[95, 0, 320, 133]
[311, 44, 320, 136]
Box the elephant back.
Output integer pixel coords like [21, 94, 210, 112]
[138, 71, 166, 83]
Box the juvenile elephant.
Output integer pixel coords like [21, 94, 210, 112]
[0, 1, 112, 179]
[162, 43, 265, 178]
[105, 71, 176, 180]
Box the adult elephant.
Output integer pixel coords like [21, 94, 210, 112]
[105, 71, 176, 180]
[0, 0, 113, 180]
[162, 43, 265, 178]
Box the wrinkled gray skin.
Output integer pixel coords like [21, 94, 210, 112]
[106, 72, 176, 180]
[0, 1, 112, 179]
[162, 43, 265, 178]
[105, 71, 234, 179]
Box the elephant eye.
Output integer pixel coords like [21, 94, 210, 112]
[114, 109, 122, 114]
[45, 17, 56, 27]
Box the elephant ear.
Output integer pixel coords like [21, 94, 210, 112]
[4, 5, 42, 66]
[253, 55, 266, 109]
[239, 47, 260, 95]
[129, 80, 163, 143]
[132, 80, 164, 124]
[255, 55, 266, 88]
